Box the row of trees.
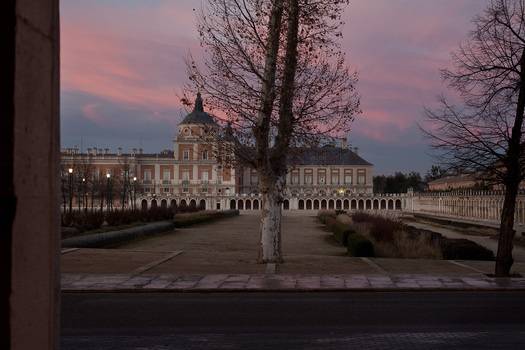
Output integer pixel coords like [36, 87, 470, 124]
[373, 172, 425, 194]
[373, 166, 480, 194]
[60, 158, 140, 214]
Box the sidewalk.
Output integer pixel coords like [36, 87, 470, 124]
[62, 272, 525, 292]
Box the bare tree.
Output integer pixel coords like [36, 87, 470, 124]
[424, 0, 525, 276]
[185, 0, 360, 263]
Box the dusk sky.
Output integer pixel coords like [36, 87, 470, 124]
[60, 0, 488, 175]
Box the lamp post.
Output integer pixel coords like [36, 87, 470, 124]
[106, 173, 112, 212]
[81, 177, 86, 212]
[68, 168, 73, 214]
[133, 176, 137, 211]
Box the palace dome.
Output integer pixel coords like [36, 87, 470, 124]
[180, 93, 216, 125]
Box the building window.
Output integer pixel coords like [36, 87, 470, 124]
[183, 150, 190, 160]
[250, 171, 258, 185]
[357, 169, 366, 184]
[163, 187, 171, 193]
[291, 170, 300, 185]
[318, 170, 326, 185]
[202, 150, 208, 160]
[144, 187, 151, 193]
[201, 171, 209, 182]
[143, 170, 152, 183]
[163, 169, 170, 184]
[304, 173, 313, 185]
[344, 170, 353, 185]
[331, 171, 339, 185]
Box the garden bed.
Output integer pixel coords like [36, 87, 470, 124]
[174, 210, 240, 227]
[318, 211, 494, 261]
[61, 209, 240, 248]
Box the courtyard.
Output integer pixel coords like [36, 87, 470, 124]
[61, 212, 525, 278]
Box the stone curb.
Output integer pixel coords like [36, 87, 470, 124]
[62, 286, 525, 293]
[61, 273, 525, 292]
[61, 221, 176, 248]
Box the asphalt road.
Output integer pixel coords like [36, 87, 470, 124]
[62, 291, 525, 349]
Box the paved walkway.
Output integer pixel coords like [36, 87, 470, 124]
[61, 213, 525, 290]
[62, 272, 525, 291]
[407, 219, 525, 263]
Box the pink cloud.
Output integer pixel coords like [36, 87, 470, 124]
[81, 103, 105, 125]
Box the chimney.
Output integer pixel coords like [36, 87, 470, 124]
[132, 148, 137, 156]
[353, 147, 359, 155]
[104, 148, 109, 155]
[98, 148, 103, 156]
[87, 148, 92, 155]
[139, 148, 143, 154]
[117, 147, 122, 156]
[341, 138, 348, 149]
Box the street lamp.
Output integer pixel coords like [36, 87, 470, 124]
[106, 173, 112, 211]
[81, 178, 86, 212]
[68, 168, 73, 214]
[132, 176, 137, 211]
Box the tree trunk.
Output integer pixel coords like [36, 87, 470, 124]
[259, 174, 285, 263]
[495, 181, 520, 276]
[495, 48, 525, 277]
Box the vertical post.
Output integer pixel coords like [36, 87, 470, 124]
[9, 0, 61, 348]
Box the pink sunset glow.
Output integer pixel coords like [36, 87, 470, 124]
[60, 0, 487, 173]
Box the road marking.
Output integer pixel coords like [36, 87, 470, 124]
[131, 251, 183, 276]
[61, 248, 80, 255]
[360, 257, 388, 274]
[448, 260, 486, 274]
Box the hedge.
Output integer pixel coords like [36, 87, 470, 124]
[324, 217, 338, 232]
[332, 222, 354, 246]
[174, 210, 239, 227]
[440, 238, 494, 261]
[347, 233, 375, 257]
[317, 210, 336, 224]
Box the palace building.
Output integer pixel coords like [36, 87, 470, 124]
[61, 94, 375, 211]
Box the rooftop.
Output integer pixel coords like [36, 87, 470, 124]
[180, 93, 216, 125]
[290, 146, 372, 166]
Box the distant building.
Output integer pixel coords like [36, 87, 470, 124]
[427, 173, 481, 191]
[61, 93, 374, 210]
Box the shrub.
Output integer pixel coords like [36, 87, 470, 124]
[317, 210, 336, 224]
[352, 212, 403, 243]
[440, 238, 494, 261]
[332, 222, 354, 246]
[81, 211, 105, 230]
[347, 233, 375, 257]
[324, 217, 338, 232]
[62, 211, 104, 231]
[174, 210, 239, 227]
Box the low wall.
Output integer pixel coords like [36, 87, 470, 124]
[411, 191, 525, 227]
[61, 221, 175, 248]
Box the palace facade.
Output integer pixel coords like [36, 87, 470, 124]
[61, 94, 374, 210]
